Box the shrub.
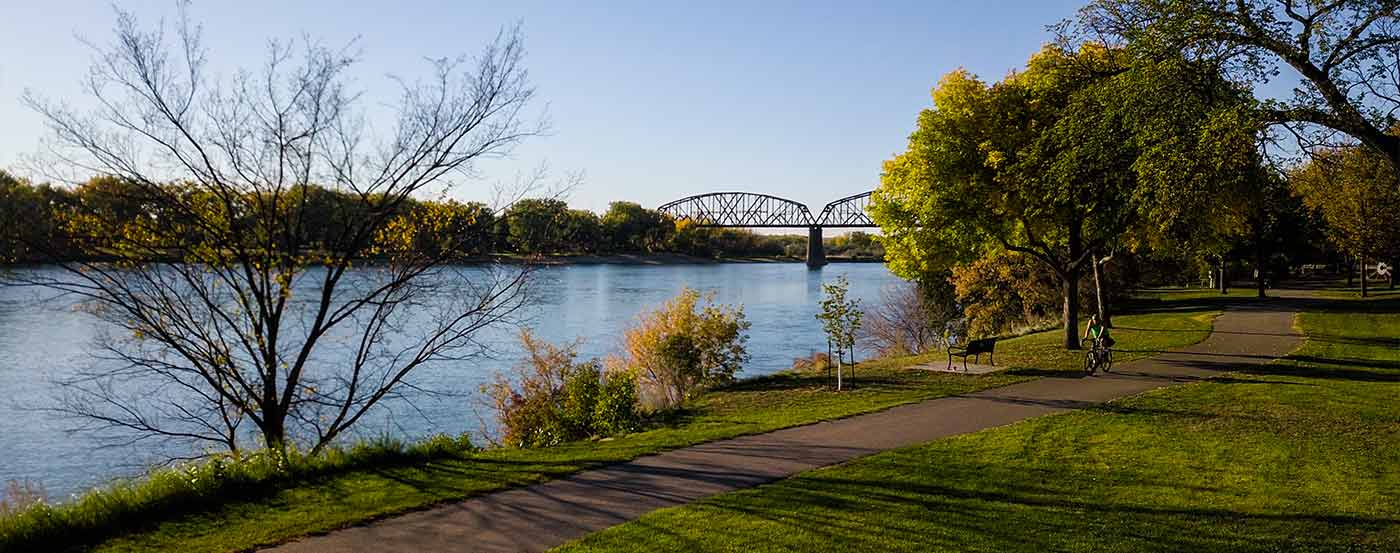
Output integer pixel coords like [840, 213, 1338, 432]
[610, 288, 751, 409]
[0, 481, 46, 518]
[790, 351, 833, 373]
[950, 252, 1063, 337]
[484, 330, 641, 448]
[861, 279, 959, 357]
[593, 373, 641, 436]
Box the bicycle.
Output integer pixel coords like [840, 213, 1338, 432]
[1082, 336, 1113, 375]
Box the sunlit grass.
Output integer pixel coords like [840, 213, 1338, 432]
[556, 301, 1400, 553]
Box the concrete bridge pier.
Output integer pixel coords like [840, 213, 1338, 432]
[806, 226, 826, 268]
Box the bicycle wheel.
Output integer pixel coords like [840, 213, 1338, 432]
[1103, 349, 1113, 372]
[1083, 349, 1096, 375]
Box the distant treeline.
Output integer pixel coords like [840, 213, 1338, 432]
[0, 172, 882, 263]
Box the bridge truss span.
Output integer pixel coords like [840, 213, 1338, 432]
[657, 192, 815, 228]
[817, 191, 875, 228]
[657, 189, 878, 267]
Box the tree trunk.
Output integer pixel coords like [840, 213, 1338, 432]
[1218, 257, 1229, 295]
[1361, 254, 1369, 298]
[1092, 252, 1112, 328]
[1063, 271, 1082, 350]
[1255, 237, 1267, 299]
[1347, 256, 1354, 287]
[1064, 219, 1083, 350]
[260, 405, 288, 451]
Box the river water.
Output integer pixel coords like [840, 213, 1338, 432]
[0, 262, 901, 500]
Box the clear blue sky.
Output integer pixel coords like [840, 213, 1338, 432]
[1, 0, 1088, 213]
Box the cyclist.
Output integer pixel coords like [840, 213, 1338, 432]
[1082, 314, 1109, 348]
[1082, 314, 1114, 373]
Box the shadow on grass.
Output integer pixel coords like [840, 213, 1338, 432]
[715, 373, 824, 393]
[1286, 354, 1400, 371]
[617, 467, 1400, 553]
[1245, 361, 1400, 383]
[1299, 333, 1400, 349]
[1123, 292, 1400, 318]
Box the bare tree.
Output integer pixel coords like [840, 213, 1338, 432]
[860, 280, 957, 357]
[5, 7, 543, 456]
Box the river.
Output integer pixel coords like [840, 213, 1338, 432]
[0, 262, 902, 500]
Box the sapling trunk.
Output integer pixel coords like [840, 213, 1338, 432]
[828, 351, 840, 394]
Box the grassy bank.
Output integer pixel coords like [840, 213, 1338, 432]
[0, 306, 1215, 553]
[556, 298, 1400, 553]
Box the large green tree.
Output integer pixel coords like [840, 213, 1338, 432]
[1080, 0, 1400, 173]
[561, 208, 604, 253]
[0, 170, 74, 262]
[601, 201, 675, 253]
[504, 198, 571, 254]
[873, 44, 1258, 348]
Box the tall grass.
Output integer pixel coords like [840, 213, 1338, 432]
[0, 480, 46, 518]
[0, 433, 474, 553]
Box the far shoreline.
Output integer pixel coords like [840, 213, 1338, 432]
[481, 253, 886, 266]
[0, 253, 885, 269]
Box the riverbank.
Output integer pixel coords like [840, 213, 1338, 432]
[0, 305, 1216, 553]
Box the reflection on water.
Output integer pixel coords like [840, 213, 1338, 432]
[0, 262, 900, 498]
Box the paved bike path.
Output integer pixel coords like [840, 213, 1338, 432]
[268, 304, 1301, 553]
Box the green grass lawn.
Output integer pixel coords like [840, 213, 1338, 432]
[1312, 287, 1400, 299]
[2, 306, 1214, 553]
[554, 300, 1400, 553]
[992, 308, 1217, 375]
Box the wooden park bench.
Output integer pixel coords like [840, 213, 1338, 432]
[947, 337, 996, 371]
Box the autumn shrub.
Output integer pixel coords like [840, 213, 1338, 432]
[610, 288, 751, 409]
[484, 330, 640, 448]
[790, 351, 832, 373]
[950, 252, 1063, 337]
[0, 481, 45, 519]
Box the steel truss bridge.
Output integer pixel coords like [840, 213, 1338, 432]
[658, 191, 876, 267]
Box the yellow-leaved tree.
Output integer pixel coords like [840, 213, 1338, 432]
[1292, 145, 1400, 296]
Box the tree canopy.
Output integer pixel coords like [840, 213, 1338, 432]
[601, 201, 675, 253]
[1079, 0, 1400, 172]
[872, 43, 1260, 348]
